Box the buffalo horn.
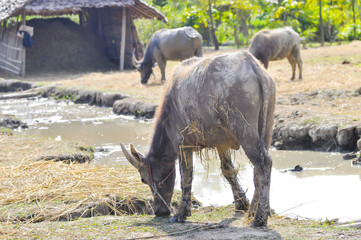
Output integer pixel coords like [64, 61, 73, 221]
[132, 49, 140, 67]
[120, 143, 143, 170]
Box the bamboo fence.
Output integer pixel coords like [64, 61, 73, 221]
[0, 25, 25, 75]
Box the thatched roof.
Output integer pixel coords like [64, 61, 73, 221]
[0, 0, 32, 22]
[0, 0, 167, 22]
[131, 0, 167, 22]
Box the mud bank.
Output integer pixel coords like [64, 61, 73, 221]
[273, 123, 361, 152]
[0, 80, 32, 92]
[274, 88, 361, 152]
[1, 80, 361, 153]
[0, 80, 157, 119]
[43, 85, 157, 119]
[0, 116, 28, 129]
[6, 197, 152, 223]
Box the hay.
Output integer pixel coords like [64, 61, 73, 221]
[0, 159, 150, 223]
[0, 132, 152, 223]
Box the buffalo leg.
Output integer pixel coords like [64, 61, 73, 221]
[241, 138, 272, 227]
[171, 147, 193, 222]
[155, 55, 165, 82]
[218, 148, 249, 213]
[159, 61, 166, 83]
[153, 51, 166, 82]
[287, 55, 296, 80]
[163, 61, 167, 82]
[195, 48, 202, 57]
[263, 59, 269, 69]
[248, 167, 260, 218]
[293, 48, 303, 79]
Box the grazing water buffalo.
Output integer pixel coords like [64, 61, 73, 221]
[121, 51, 275, 227]
[249, 27, 303, 80]
[133, 27, 203, 84]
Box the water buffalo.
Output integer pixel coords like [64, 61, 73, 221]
[249, 27, 303, 80]
[132, 27, 203, 84]
[121, 51, 275, 227]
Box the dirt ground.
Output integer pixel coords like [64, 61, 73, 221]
[18, 41, 361, 126]
[1, 42, 361, 239]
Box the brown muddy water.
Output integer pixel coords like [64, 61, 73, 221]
[1, 97, 361, 223]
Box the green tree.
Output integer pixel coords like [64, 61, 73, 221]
[352, 0, 356, 38]
[319, 0, 325, 45]
[152, 0, 168, 7]
[207, 0, 220, 50]
[190, 0, 221, 50]
[135, 0, 360, 48]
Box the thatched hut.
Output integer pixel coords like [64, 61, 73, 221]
[0, 0, 166, 75]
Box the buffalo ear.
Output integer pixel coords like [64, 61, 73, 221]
[120, 143, 144, 170]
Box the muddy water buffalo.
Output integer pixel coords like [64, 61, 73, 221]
[121, 51, 275, 227]
[249, 27, 303, 80]
[133, 27, 203, 84]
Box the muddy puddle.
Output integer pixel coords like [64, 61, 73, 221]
[1, 97, 360, 222]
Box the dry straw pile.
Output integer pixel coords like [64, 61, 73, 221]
[0, 158, 150, 223]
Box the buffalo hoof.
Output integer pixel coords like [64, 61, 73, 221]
[250, 217, 268, 228]
[169, 215, 185, 223]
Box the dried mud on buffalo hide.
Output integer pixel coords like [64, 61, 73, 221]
[26, 18, 117, 74]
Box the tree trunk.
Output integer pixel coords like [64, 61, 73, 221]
[352, 0, 356, 39]
[234, 25, 240, 49]
[208, 0, 219, 50]
[240, 11, 249, 46]
[319, 0, 324, 46]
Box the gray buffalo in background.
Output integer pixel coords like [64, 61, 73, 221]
[133, 27, 203, 84]
[249, 27, 303, 80]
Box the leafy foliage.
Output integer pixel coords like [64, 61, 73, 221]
[135, 0, 360, 47]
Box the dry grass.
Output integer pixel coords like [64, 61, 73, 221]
[0, 160, 148, 222]
[269, 41, 361, 96]
[21, 41, 360, 106]
[0, 132, 149, 224]
[0, 132, 76, 166]
[1, 41, 360, 106]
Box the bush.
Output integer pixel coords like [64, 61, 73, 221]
[337, 23, 361, 41]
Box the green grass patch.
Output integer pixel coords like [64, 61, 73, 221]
[302, 116, 321, 125]
[0, 127, 13, 135]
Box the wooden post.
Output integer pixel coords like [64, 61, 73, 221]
[120, 7, 126, 71]
[21, 8, 26, 76]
